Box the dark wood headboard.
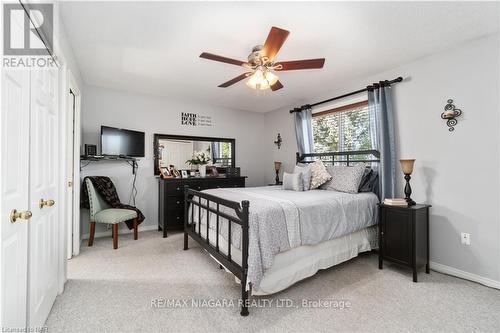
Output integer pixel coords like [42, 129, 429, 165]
[296, 150, 380, 166]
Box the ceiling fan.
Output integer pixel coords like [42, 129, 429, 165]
[199, 26, 325, 91]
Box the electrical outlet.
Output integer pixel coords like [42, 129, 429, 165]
[461, 232, 471, 246]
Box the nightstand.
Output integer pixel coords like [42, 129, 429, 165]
[378, 203, 431, 282]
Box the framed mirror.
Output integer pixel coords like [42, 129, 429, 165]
[153, 134, 235, 176]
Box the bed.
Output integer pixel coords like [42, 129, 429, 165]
[183, 150, 380, 316]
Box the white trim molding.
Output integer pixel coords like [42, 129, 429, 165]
[430, 261, 500, 290]
[81, 225, 158, 240]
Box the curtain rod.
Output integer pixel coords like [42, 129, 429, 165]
[289, 76, 403, 113]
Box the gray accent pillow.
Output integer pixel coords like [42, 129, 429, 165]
[321, 163, 366, 194]
[282, 172, 303, 191]
[358, 168, 379, 192]
[294, 165, 312, 191]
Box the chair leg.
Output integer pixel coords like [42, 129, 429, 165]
[88, 222, 96, 246]
[112, 224, 118, 249]
[133, 218, 138, 240]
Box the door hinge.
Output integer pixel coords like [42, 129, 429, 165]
[68, 181, 73, 187]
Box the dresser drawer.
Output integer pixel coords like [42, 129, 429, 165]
[166, 197, 184, 210]
[225, 178, 245, 188]
[166, 209, 184, 229]
[165, 182, 185, 196]
[165, 182, 206, 195]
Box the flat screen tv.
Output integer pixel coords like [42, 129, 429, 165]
[101, 126, 145, 157]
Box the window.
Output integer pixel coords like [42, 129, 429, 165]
[213, 142, 232, 166]
[312, 101, 373, 155]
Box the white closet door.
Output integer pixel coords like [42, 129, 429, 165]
[28, 68, 59, 327]
[0, 70, 30, 327]
[163, 140, 193, 169]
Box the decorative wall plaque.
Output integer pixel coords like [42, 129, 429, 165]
[181, 112, 212, 127]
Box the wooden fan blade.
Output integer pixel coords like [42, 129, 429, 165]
[270, 80, 284, 91]
[261, 27, 290, 62]
[218, 73, 250, 88]
[200, 52, 248, 67]
[274, 58, 325, 71]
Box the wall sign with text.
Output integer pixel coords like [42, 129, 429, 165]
[181, 112, 212, 127]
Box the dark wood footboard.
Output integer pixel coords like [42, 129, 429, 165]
[183, 186, 250, 316]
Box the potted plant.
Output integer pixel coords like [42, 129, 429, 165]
[186, 150, 211, 177]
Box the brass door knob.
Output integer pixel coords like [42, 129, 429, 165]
[39, 199, 55, 209]
[10, 209, 33, 223]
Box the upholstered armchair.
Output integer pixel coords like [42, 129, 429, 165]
[85, 179, 138, 249]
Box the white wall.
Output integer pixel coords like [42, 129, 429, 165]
[264, 34, 500, 283]
[80, 86, 266, 236]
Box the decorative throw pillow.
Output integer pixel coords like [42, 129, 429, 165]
[322, 163, 366, 194]
[358, 168, 372, 191]
[309, 160, 332, 189]
[282, 172, 303, 191]
[358, 168, 379, 192]
[294, 165, 312, 191]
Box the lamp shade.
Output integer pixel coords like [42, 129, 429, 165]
[246, 69, 269, 90]
[400, 159, 416, 174]
[265, 71, 279, 86]
[274, 161, 282, 171]
[245, 68, 280, 90]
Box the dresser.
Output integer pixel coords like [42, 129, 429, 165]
[378, 203, 431, 282]
[158, 176, 246, 237]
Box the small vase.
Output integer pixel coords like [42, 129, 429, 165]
[199, 164, 207, 177]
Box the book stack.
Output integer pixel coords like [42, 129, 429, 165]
[383, 198, 408, 206]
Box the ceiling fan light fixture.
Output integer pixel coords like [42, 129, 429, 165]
[200, 27, 325, 91]
[265, 71, 279, 86]
[246, 68, 279, 90]
[246, 69, 267, 90]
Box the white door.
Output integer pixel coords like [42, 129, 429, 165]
[0, 70, 31, 327]
[28, 68, 59, 327]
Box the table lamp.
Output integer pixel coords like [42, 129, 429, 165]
[274, 161, 282, 185]
[400, 159, 416, 206]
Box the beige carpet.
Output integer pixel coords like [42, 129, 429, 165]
[46, 230, 500, 333]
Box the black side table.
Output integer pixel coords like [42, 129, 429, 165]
[378, 203, 431, 282]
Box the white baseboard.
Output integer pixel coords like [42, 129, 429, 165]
[81, 224, 158, 240]
[430, 261, 500, 289]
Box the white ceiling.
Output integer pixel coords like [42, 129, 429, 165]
[60, 1, 499, 113]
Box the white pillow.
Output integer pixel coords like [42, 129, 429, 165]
[309, 160, 332, 189]
[322, 163, 366, 194]
[282, 172, 303, 191]
[294, 165, 312, 191]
